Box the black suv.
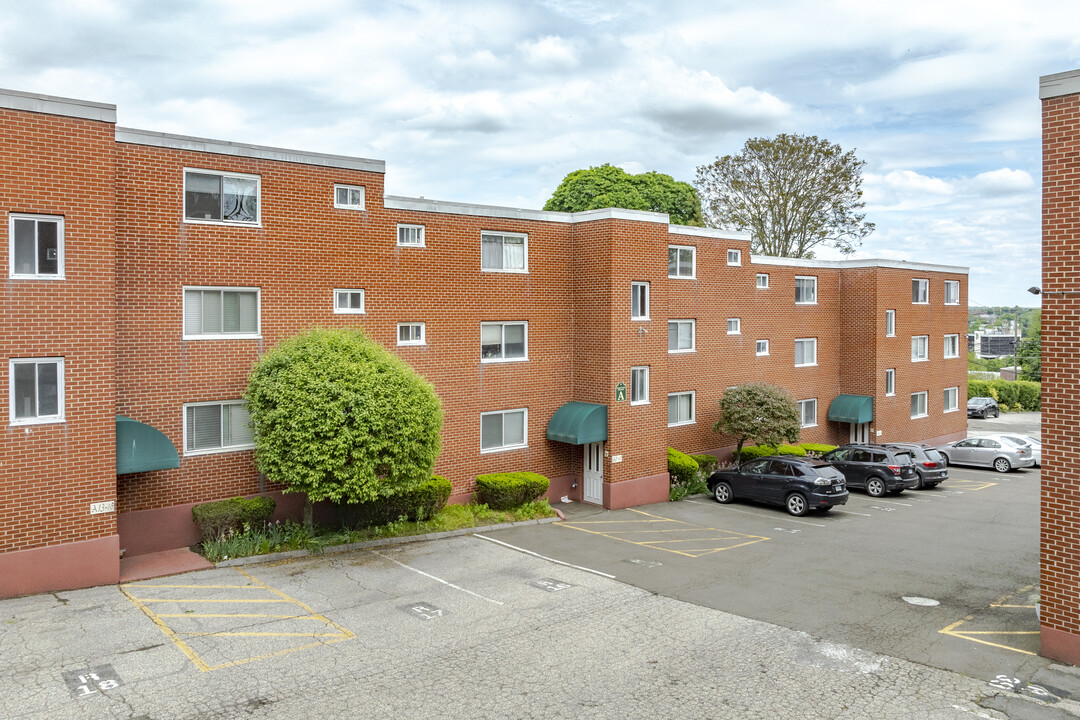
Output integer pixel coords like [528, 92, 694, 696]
[968, 397, 1000, 418]
[883, 442, 948, 489]
[706, 456, 849, 516]
[820, 444, 918, 497]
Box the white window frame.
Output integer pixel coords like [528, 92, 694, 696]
[183, 168, 261, 227]
[9, 214, 64, 280]
[631, 366, 650, 406]
[397, 224, 425, 247]
[885, 369, 895, 396]
[727, 318, 741, 335]
[8, 357, 64, 425]
[480, 408, 528, 453]
[943, 386, 959, 413]
[481, 231, 528, 273]
[943, 333, 960, 359]
[668, 319, 696, 353]
[668, 245, 696, 279]
[886, 310, 896, 337]
[480, 321, 528, 363]
[910, 391, 928, 419]
[667, 391, 695, 427]
[334, 184, 366, 210]
[756, 273, 769, 289]
[944, 280, 960, 305]
[911, 335, 929, 362]
[794, 338, 817, 367]
[631, 282, 650, 320]
[756, 339, 769, 356]
[727, 249, 741, 266]
[912, 278, 929, 304]
[795, 276, 818, 305]
[183, 286, 262, 340]
[397, 322, 426, 346]
[334, 289, 366, 315]
[183, 400, 254, 456]
[798, 398, 818, 428]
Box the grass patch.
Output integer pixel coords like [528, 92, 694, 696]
[199, 500, 557, 563]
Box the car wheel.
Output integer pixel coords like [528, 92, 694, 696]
[786, 493, 809, 517]
[939, 454, 949, 468]
[866, 477, 887, 497]
[993, 457, 1012, 473]
[712, 481, 734, 504]
[993, 409, 1000, 418]
[915, 470, 926, 490]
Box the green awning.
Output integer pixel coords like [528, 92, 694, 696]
[828, 395, 874, 424]
[546, 402, 608, 445]
[116, 415, 180, 475]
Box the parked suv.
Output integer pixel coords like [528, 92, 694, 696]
[883, 442, 948, 489]
[967, 396, 1000, 418]
[820, 444, 919, 497]
[706, 456, 849, 516]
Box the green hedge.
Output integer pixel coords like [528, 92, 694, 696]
[668, 447, 699, 484]
[738, 444, 807, 461]
[690, 454, 719, 474]
[341, 475, 452, 527]
[798, 443, 837, 457]
[1014, 380, 1041, 410]
[969, 378, 1041, 411]
[192, 496, 277, 543]
[475, 472, 549, 510]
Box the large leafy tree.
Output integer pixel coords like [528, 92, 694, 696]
[1019, 311, 1041, 381]
[245, 328, 443, 526]
[544, 164, 704, 226]
[695, 134, 874, 258]
[713, 383, 801, 464]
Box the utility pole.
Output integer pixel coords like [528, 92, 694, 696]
[1013, 304, 1020, 381]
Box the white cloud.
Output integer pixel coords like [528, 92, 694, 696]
[518, 36, 580, 70]
[968, 168, 1035, 196]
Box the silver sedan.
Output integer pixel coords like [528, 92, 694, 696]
[936, 435, 1037, 473]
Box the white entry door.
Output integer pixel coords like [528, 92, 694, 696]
[583, 442, 604, 505]
[850, 422, 870, 444]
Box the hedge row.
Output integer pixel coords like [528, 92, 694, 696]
[667, 447, 699, 484]
[337, 476, 452, 527]
[192, 496, 277, 543]
[476, 472, 550, 510]
[968, 379, 1041, 411]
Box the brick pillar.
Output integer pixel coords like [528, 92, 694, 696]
[1039, 69, 1080, 664]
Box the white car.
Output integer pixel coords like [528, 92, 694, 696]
[999, 435, 1041, 467]
[937, 435, 1037, 473]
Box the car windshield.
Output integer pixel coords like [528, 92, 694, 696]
[924, 449, 943, 462]
[893, 451, 913, 464]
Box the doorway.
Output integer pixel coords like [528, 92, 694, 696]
[850, 422, 870, 444]
[583, 442, 604, 505]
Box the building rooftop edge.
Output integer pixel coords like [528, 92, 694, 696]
[0, 87, 116, 123]
[384, 196, 674, 224]
[751, 255, 969, 274]
[115, 127, 386, 173]
[1040, 69, 1080, 100]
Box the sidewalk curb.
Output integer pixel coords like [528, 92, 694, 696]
[215, 515, 561, 568]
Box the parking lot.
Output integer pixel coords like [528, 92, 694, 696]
[490, 457, 1045, 685]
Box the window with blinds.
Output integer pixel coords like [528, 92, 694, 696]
[183, 287, 260, 338]
[184, 401, 254, 454]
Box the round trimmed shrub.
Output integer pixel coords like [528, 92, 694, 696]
[192, 496, 276, 543]
[667, 447, 699, 484]
[245, 328, 443, 506]
[341, 475, 452, 527]
[476, 472, 550, 510]
[739, 444, 807, 461]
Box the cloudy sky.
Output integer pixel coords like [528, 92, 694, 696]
[2, 0, 1076, 307]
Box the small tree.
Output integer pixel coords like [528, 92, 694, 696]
[695, 134, 874, 258]
[544, 164, 704, 226]
[713, 383, 801, 465]
[245, 328, 443, 527]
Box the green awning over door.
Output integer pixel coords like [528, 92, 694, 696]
[546, 402, 608, 445]
[116, 415, 180, 475]
[827, 395, 874, 424]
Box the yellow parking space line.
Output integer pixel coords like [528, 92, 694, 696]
[564, 519, 674, 525]
[938, 583, 1039, 656]
[155, 613, 328, 619]
[557, 507, 769, 557]
[121, 567, 355, 672]
[947, 480, 997, 491]
[991, 604, 1037, 609]
[131, 598, 294, 604]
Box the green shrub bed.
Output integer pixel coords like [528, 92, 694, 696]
[192, 496, 276, 543]
[475, 472, 550, 510]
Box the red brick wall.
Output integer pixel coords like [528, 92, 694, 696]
[0, 107, 117, 555]
[1040, 86, 1080, 660]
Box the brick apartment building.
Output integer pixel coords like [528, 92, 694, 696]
[1, 88, 968, 598]
[1039, 68, 1080, 665]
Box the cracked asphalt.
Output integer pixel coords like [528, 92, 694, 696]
[0, 531, 1072, 719]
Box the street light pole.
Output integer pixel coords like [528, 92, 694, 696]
[1014, 304, 1019, 381]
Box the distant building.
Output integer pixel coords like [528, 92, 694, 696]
[979, 334, 1017, 358]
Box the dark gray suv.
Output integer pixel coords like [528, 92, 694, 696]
[883, 442, 948, 489]
[821, 444, 919, 497]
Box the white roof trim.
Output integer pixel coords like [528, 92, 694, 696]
[1040, 69, 1080, 100]
[0, 88, 115, 123]
[115, 127, 385, 173]
[384, 196, 671, 224]
[668, 225, 751, 241]
[750, 255, 968, 275]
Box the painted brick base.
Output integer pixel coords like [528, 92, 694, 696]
[0, 535, 120, 597]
